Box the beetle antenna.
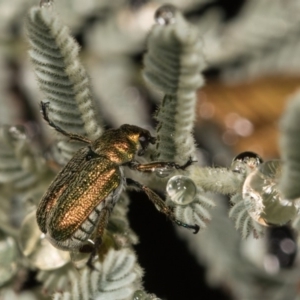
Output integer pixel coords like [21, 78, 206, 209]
[40, 102, 91, 144]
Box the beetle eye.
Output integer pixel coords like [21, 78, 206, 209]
[139, 136, 146, 143]
[138, 135, 149, 156]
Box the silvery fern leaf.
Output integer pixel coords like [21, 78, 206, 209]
[154, 94, 197, 163]
[229, 194, 264, 239]
[26, 6, 103, 163]
[36, 263, 78, 295]
[291, 213, 300, 232]
[143, 5, 205, 164]
[166, 167, 244, 230]
[0, 288, 38, 300]
[0, 126, 31, 184]
[279, 91, 300, 200]
[143, 5, 204, 95]
[0, 125, 50, 195]
[167, 186, 215, 229]
[204, 0, 300, 67]
[108, 193, 138, 246]
[191, 167, 243, 195]
[53, 249, 143, 300]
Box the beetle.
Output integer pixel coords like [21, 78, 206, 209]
[37, 102, 199, 262]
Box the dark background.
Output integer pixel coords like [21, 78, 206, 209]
[128, 191, 231, 300]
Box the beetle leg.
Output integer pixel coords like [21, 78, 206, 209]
[126, 178, 199, 234]
[126, 156, 196, 173]
[86, 208, 110, 269]
[41, 102, 92, 144]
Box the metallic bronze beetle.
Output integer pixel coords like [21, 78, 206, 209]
[37, 102, 199, 263]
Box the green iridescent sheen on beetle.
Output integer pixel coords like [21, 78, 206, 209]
[37, 102, 199, 264]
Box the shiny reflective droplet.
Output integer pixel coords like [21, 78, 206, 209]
[154, 4, 176, 25]
[0, 232, 18, 287]
[133, 290, 145, 300]
[166, 175, 196, 205]
[40, 0, 53, 8]
[231, 151, 263, 175]
[19, 210, 70, 270]
[243, 160, 297, 226]
[132, 290, 159, 300]
[155, 167, 172, 178]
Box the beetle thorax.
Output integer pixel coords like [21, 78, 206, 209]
[92, 129, 140, 165]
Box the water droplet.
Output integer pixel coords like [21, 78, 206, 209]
[155, 167, 172, 178]
[40, 0, 53, 8]
[231, 151, 263, 174]
[154, 4, 176, 25]
[133, 290, 145, 300]
[132, 290, 159, 300]
[166, 175, 196, 205]
[19, 210, 70, 270]
[242, 160, 297, 226]
[0, 232, 18, 287]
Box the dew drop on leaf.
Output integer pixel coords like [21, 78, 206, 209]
[133, 290, 160, 300]
[155, 167, 172, 178]
[0, 232, 18, 287]
[154, 4, 176, 25]
[231, 151, 263, 174]
[166, 175, 196, 205]
[242, 160, 297, 226]
[133, 290, 145, 300]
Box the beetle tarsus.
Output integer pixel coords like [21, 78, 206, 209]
[86, 254, 98, 271]
[177, 156, 197, 170]
[125, 157, 196, 173]
[193, 224, 200, 234]
[174, 220, 200, 234]
[85, 236, 102, 270]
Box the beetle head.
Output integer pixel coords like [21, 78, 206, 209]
[137, 132, 156, 156]
[119, 124, 156, 156]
